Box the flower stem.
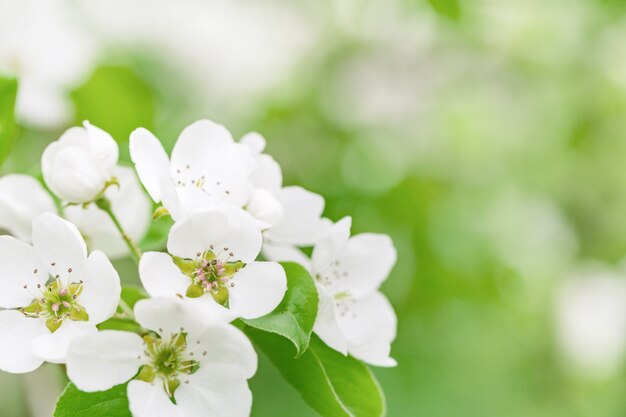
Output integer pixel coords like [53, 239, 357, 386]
[117, 298, 135, 319]
[95, 197, 143, 262]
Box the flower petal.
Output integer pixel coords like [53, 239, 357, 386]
[0, 174, 56, 242]
[262, 243, 312, 272]
[186, 322, 257, 378]
[325, 233, 396, 298]
[228, 261, 287, 319]
[129, 127, 171, 202]
[311, 216, 351, 273]
[338, 291, 397, 367]
[140, 252, 190, 298]
[0, 236, 46, 308]
[246, 188, 284, 228]
[313, 284, 348, 355]
[32, 213, 87, 285]
[83, 121, 119, 170]
[31, 321, 97, 363]
[128, 380, 183, 417]
[240, 131, 266, 154]
[79, 250, 121, 325]
[0, 310, 47, 373]
[266, 186, 326, 246]
[250, 154, 282, 192]
[134, 297, 205, 336]
[171, 120, 234, 171]
[167, 208, 262, 263]
[67, 330, 144, 392]
[176, 364, 252, 417]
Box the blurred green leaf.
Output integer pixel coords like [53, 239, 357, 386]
[72, 66, 155, 161]
[427, 0, 461, 20]
[54, 383, 131, 417]
[246, 330, 385, 417]
[243, 262, 319, 357]
[0, 76, 18, 167]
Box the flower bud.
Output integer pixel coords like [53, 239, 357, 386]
[42, 121, 119, 203]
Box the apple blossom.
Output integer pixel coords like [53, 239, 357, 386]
[139, 207, 286, 321]
[129, 120, 256, 221]
[42, 121, 119, 204]
[66, 297, 257, 417]
[311, 217, 397, 366]
[0, 213, 120, 372]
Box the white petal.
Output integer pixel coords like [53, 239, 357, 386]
[67, 330, 144, 392]
[32, 213, 87, 285]
[83, 121, 119, 170]
[171, 120, 234, 169]
[184, 296, 238, 323]
[325, 233, 396, 298]
[129, 127, 171, 202]
[246, 189, 284, 227]
[250, 154, 282, 192]
[167, 185, 217, 222]
[134, 297, 205, 337]
[266, 186, 327, 246]
[139, 252, 190, 297]
[128, 380, 183, 417]
[176, 364, 252, 417]
[313, 285, 348, 355]
[240, 131, 266, 154]
[0, 236, 46, 308]
[0, 174, 56, 242]
[311, 216, 351, 273]
[337, 291, 397, 367]
[228, 261, 287, 319]
[0, 310, 47, 373]
[32, 321, 97, 363]
[167, 208, 262, 263]
[186, 323, 257, 378]
[79, 250, 121, 325]
[262, 243, 312, 272]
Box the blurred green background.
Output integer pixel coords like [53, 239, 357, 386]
[3, 0, 626, 416]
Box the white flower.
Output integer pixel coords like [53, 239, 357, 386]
[556, 264, 626, 379]
[240, 132, 330, 256]
[0, 0, 97, 127]
[66, 297, 257, 417]
[42, 121, 119, 204]
[0, 171, 149, 260]
[129, 120, 256, 222]
[65, 166, 151, 259]
[139, 207, 287, 321]
[0, 174, 56, 242]
[0, 213, 120, 372]
[311, 217, 397, 367]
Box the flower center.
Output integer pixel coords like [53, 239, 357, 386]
[172, 248, 244, 305]
[136, 333, 198, 401]
[20, 278, 89, 333]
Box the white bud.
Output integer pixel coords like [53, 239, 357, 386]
[42, 121, 119, 203]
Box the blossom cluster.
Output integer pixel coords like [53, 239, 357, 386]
[0, 119, 397, 417]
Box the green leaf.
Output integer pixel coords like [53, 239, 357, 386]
[139, 216, 173, 252]
[243, 262, 318, 356]
[71, 66, 155, 162]
[246, 330, 386, 417]
[427, 0, 461, 20]
[0, 76, 18, 167]
[54, 383, 131, 417]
